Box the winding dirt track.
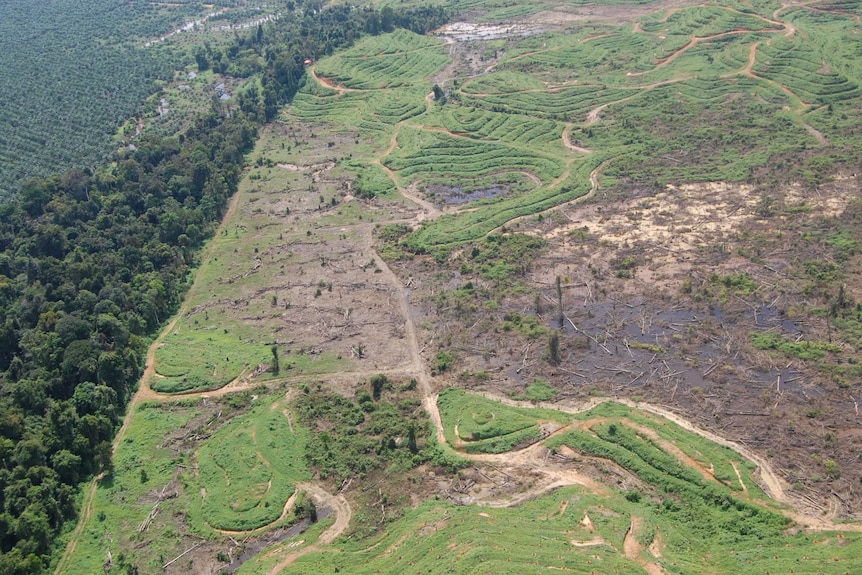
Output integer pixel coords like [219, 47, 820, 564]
[562, 123, 592, 154]
[265, 484, 351, 575]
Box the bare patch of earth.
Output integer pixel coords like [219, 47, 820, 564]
[396, 174, 862, 520]
[525, 0, 715, 29]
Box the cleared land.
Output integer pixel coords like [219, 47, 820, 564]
[59, 1, 862, 573]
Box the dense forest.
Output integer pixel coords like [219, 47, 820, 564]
[0, 2, 448, 574]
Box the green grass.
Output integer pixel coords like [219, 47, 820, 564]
[238, 393, 862, 575]
[406, 157, 599, 247]
[499, 32, 675, 80]
[289, 82, 427, 136]
[153, 320, 345, 393]
[438, 388, 570, 453]
[548, 420, 790, 547]
[314, 29, 449, 89]
[439, 106, 565, 149]
[384, 126, 566, 185]
[195, 395, 310, 531]
[61, 400, 207, 575]
[462, 83, 636, 122]
[257, 484, 862, 575]
[512, 379, 559, 402]
[153, 328, 271, 393]
[640, 6, 782, 37]
[62, 392, 311, 573]
[568, 402, 769, 497]
[751, 331, 842, 361]
[755, 36, 862, 105]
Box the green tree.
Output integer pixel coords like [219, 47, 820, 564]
[370, 374, 388, 401]
[271, 344, 280, 376]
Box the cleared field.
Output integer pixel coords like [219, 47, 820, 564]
[269, 7, 862, 251]
[289, 82, 427, 137]
[267, 491, 862, 575]
[66, 5, 862, 570]
[153, 328, 271, 393]
[148, 122, 418, 393]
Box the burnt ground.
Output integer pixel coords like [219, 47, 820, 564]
[387, 174, 862, 520]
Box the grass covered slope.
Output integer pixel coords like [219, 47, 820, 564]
[346, 2, 860, 251]
[260, 490, 862, 575]
[288, 6, 862, 250]
[315, 29, 449, 90]
[254, 394, 862, 575]
[438, 387, 570, 453]
[305, 1, 862, 249]
[59, 391, 310, 575]
[195, 395, 310, 531]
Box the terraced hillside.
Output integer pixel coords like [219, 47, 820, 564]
[57, 1, 862, 574]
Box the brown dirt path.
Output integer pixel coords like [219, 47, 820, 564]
[627, 29, 766, 78]
[53, 480, 98, 575]
[731, 460, 748, 493]
[562, 123, 592, 154]
[265, 483, 352, 575]
[624, 516, 669, 575]
[309, 67, 364, 94]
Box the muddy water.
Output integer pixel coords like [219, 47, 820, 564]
[225, 507, 333, 573]
[429, 184, 509, 205]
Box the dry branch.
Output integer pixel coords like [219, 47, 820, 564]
[162, 542, 203, 570]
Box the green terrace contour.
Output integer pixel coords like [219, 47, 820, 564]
[279, 3, 862, 251]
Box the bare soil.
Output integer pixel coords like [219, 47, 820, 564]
[396, 171, 862, 521]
